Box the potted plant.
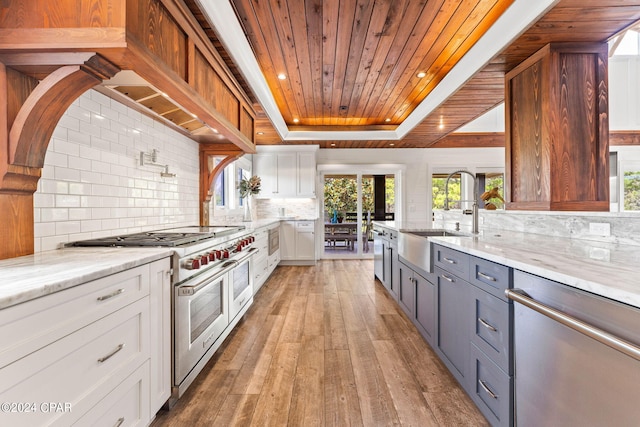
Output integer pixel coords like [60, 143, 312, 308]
[238, 175, 261, 221]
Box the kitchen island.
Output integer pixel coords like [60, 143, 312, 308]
[374, 220, 640, 426]
[374, 220, 640, 308]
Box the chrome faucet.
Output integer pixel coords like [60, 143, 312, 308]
[444, 170, 479, 234]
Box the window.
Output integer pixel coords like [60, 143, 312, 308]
[622, 163, 640, 212]
[210, 155, 252, 213]
[432, 173, 461, 210]
[214, 172, 226, 207]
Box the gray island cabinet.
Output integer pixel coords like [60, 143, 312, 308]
[382, 238, 514, 427]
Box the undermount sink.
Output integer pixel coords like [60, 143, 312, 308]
[398, 229, 469, 273]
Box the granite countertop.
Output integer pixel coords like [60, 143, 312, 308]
[374, 220, 640, 309]
[0, 247, 173, 310]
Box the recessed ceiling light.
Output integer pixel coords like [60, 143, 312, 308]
[385, 118, 391, 122]
[389, 143, 395, 146]
[331, 143, 336, 147]
[293, 118, 299, 123]
[277, 73, 287, 80]
[257, 131, 264, 135]
[416, 72, 427, 78]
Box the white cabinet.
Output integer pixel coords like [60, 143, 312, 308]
[148, 259, 172, 414]
[280, 220, 296, 260]
[253, 147, 317, 198]
[280, 220, 316, 264]
[0, 257, 171, 427]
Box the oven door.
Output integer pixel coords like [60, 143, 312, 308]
[174, 264, 233, 384]
[229, 248, 257, 320]
[268, 227, 279, 255]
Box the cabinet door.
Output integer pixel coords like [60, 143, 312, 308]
[415, 272, 436, 346]
[253, 153, 277, 197]
[276, 153, 296, 196]
[149, 258, 171, 413]
[280, 221, 296, 260]
[297, 152, 316, 196]
[398, 263, 416, 318]
[436, 267, 470, 387]
[295, 220, 316, 260]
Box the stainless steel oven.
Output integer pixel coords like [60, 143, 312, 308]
[67, 225, 257, 405]
[174, 261, 234, 385]
[229, 248, 256, 319]
[268, 226, 279, 255]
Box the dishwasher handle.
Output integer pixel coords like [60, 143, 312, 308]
[506, 288, 640, 362]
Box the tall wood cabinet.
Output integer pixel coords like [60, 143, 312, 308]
[505, 43, 609, 211]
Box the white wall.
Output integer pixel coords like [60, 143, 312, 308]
[34, 89, 200, 252]
[317, 147, 504, 223]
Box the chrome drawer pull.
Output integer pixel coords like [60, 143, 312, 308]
[98, 343, 124, 363]
[441, 274, 454, 283]
[477, 271, 496, 282]
[478, 317, 497, 332]
[479, 380, 498, 399]
[114, 417, 125, 427]
[97, 288, 125, 301]
[443, 257, 456, 264]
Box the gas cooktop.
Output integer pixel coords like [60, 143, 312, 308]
[68, 225, 246, 247]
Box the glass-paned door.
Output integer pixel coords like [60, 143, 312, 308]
[322, 174, 383, 258]
[324, 175, 358, 257]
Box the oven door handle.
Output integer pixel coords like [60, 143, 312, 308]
[177, 261, 236, 296]
[234, 247, 258, 264]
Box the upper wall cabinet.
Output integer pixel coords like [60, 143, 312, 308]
[253, 146, 318, 198]
[505, 43, 609, 211]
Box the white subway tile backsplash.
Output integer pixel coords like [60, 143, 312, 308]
[40, 208, 69, 222]
[79, 95, 101, 113]
[56, 221, 81, 235]
[79, 120, 102, 138]
[34, 89, 200, 251]
[54, 167, 81, 182]
[45, 151, 68, 168]
[57, 115, 80, 132]
[69, 208, 91, 221]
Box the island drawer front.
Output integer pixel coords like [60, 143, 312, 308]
[73, 361, 150, 427]
[470, 285, 513, 375]
[0, 298, 149, 426]
[0, 264, 150, 369]
[434, 245, 469, 280]
[470, 343, 513, 427]
[470, 256, 511, 301]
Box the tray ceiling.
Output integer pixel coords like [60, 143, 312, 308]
[189, 0, 640, 148]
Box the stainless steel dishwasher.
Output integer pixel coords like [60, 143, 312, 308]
[507, 271, 640, 427]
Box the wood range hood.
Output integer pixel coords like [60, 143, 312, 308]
[0, 0, 258, 259]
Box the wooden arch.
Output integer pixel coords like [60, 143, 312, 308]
[0, 54, 120, 259]
[199, 145, 244, 225]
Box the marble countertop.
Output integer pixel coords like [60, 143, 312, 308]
[373, 220, 640, 309]
[0, 247, 173, 310]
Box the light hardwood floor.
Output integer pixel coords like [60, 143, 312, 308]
[152, 260, 489, 426]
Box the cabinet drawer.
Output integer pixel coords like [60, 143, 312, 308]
[434, 245, 469, 280]
[73, 361, 150, 427]
[0, 299, 149, 426]
[470, 344, 513, 427]
[470, 256, 511, 301]
[0, 264, 150, 369]
[470, 285, 512, 375]
[296, 221, 315, 230]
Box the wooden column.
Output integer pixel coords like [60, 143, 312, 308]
[505, 43, 609, 211]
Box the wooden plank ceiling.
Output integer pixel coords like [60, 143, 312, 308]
[188, 0, 640, 148]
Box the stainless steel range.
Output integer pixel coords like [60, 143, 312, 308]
[69, 225, 257, 405]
